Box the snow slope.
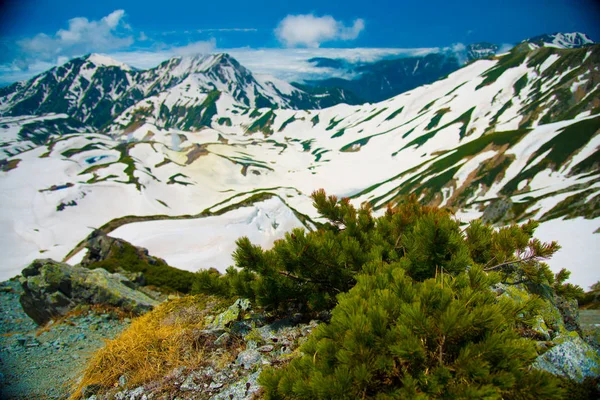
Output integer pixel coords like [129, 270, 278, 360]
[109, 197, 305, 273]
[0, 43, 599, 288]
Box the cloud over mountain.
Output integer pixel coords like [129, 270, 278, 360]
[275, 14, 365, 48]
[16, 10, 133, 66]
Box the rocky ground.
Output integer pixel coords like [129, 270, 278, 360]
[0, 275, 323, 400]
[85, 298, 323, 400]
[0, 278, 131, 399]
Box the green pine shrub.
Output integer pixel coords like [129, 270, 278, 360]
[259, 264, 565, 399]
[194, 190, 564, 314]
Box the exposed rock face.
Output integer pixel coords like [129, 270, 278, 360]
[19, 259, 159, 324]
[80, 229, 164, 268]
[481, 197, 513, 224]
[533, 332, 600, 383]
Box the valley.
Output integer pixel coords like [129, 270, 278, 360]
[0, 35, 599, 288]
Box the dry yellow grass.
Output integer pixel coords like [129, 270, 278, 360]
[71, 295, 227, 399]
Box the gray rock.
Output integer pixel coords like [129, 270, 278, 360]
[556, 296, 581, 333]
[213, 370, 261, 400]
[257, 344, 274, 353]
[208, 298, 251, 330]
[482, 197, 513, 224]
[180, 373, 201, 391]
[19, 259, 159, 324]
[236, 349, 262, 370]
[533, 333, 600, 382]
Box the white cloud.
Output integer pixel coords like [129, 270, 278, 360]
[172, 39, 217, 56]
[98, 47, 439, 84]
[275, 14, 365, 48]
[17, 10, 133, 63]
[451, 43, 466, 53]
[223, 47, 440, 82]
[105, 40, 217, 70]
[498, 43, 515, 54]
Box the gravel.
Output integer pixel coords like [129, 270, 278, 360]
[0, 278, 130, 399]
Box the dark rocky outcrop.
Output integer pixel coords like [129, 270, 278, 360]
[80, 229, 163, 269]
[76, 230, 195, 294]
[19, 259, 159, 324]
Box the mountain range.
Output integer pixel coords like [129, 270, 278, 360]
[304, 32, 596, 102]
[0, 53, 360, 134]
[0, 32, 598, 288]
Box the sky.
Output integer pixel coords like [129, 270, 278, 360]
[0, 0, 599, 85]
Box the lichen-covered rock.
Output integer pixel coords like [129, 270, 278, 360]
[482, 197, 513, 224]
[236, 349, 262, 370]
[212, 370, 261, 400]
[207, 298, 251, 330]
[19, 259, 159, 324]
[533, 332, 600, 382]
[500, 284, 566, 340]
[556, 295, 581, 333]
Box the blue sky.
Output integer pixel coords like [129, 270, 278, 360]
[0, 0, 598, 85]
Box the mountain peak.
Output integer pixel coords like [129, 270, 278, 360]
[526, 32, 595, 49]
[83, 53, 132, 70]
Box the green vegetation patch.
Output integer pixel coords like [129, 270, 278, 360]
[278, 115, 297, 132]
[249, 109, 262, 118]
[426, 107, 451, 130]
[445, 81, 468, 96]
[476, 46, 529, 89]
[359, 107, 388, 124]
[114, 142, 142, 191]
[61, 143, 104, 158]
[0, 158, 20, 172]
[489, 100, 513, 128]
[85, 239, 196, 293]
[325, 117, 343, 131]
[181, 90, 221, 130]
[367, 128, 529, 209]
[167, 173, 192, 186]
[401, 107, 475, 150]
[502, 116, 600, 195]
[513, 74, 529, 97]
[384, 106, 404, 121]
[310, 114, 319, 127]
[330, 128, 345, 138]
[246, 110, 276, 136]
[418, 98, 438, 113]
[217, 117, 232, 126]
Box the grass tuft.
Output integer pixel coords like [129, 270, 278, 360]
[71, 295, 228, 398]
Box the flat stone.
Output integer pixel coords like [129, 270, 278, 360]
[236, 349, 261, 370]
[257, 345, 274, 353]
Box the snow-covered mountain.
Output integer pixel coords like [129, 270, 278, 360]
[0, 53, 358, 131]
[0, 36, 599, 288]
[526, 32, 595, 49]
[466, 43, 500, 61]
[305, 32, 596, 103]
[304, 42, 505, 103]
[306, 53, 461, 103]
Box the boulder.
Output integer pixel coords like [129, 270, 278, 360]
[207, 298, 251, 330]
[533, 332, 600, 383]
[80, 229, 164, 269]
[19, 259, 159, 324]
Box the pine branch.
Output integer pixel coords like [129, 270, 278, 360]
[484, 253, 539, 271]
[277, 271, 342, 293]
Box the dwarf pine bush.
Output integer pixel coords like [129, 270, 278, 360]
[195, 190, 562, 313]
[259, 265, 564, 399]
